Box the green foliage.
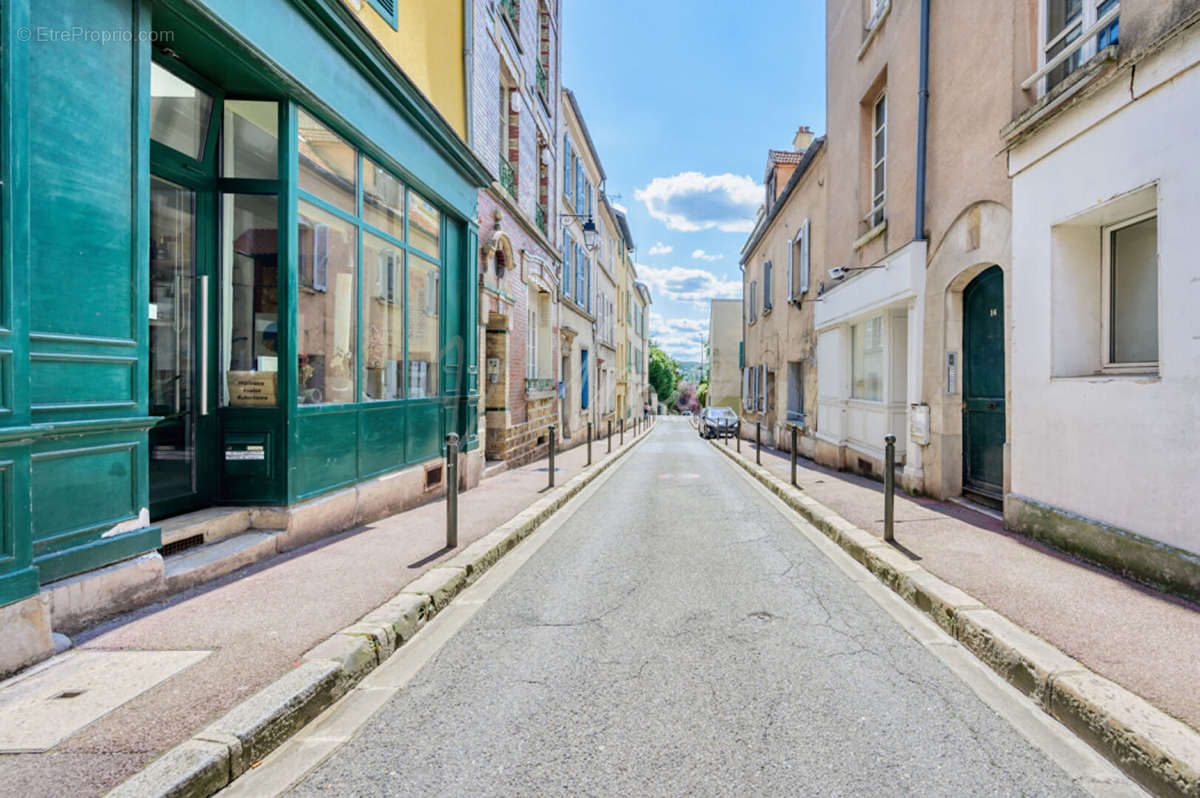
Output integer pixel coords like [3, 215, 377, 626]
[648, 342, 681, 407]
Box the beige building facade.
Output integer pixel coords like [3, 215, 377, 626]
[706, 299, 743, 412]
[740, 134, 827, 457]
[815, 0, 1034, 504]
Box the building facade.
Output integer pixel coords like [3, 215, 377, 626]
[815, 0, 1031, 502]
[0, 0, 489, 674]
[707, 299, 743, 411]
[473, 0, 564, 466]
[595, 198, 621, 428]
[633, 282, 652, 416]
[1003, 1, 1200, 598]
[558, 88, 602, 447]
[740, 133, 827, 456]
[610, 207, 637, 422]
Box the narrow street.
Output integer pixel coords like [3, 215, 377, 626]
[255, 419, 1134, 796]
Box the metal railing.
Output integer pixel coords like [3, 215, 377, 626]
[1022, 3, 1119, 93]
[535, 203, 547, 233]
[499, 155, 516, 198]
[535, 60, 548, 101]
[525, 377, 554, 394]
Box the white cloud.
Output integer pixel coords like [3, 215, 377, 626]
[650, 311, 709, 360]
[638, 263, 741, 306]
[610, 200, 629, 214]
[647, 242, 673, 256]
[691, 249, 722, 262]
[635, 172, 760, 233]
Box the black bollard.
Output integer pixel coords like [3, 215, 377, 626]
[445, 433, 459, 548]
[755, 421, 761, 465]
[587, 421, 593, 466]
[548, 425, 556, 489]
[884, 434, 896, 543]
[791, 425, 798, 487]
[608, 419, 613, 453]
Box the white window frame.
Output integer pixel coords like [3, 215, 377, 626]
[1100, 209, 1158, 374]
[743, 367, 752, 411]
[786, 360, 805, 423]
[1033, 0, 1120, 96]
[757, 365, 767, 413]
[868, 91, 886, 228]
[748, 281, 757, 324]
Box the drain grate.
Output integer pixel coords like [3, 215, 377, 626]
[159, 534, 204, 558]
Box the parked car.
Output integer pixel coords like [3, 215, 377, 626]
[699, 407, 738, 439]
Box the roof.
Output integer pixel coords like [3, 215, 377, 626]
[610, 201, 635, 250]
[740, 136, 826, 265]
[768, 149, 804, 165]
[562, 88, 607, 183]
[634, 281, 652, 305]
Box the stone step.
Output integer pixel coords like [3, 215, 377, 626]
[163, 530, 281, 594]
[483, 460, 508, 479]
[159, 507, 254, 547]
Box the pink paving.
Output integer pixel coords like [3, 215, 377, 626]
[0, 435, 628, 798]
[722, 434, 1200, 733]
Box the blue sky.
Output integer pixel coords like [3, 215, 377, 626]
[562, 0, 826, 361]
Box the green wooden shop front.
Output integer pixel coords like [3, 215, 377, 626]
[0, 0, 485, 609]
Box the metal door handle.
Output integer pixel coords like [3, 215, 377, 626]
[199, 275, 209, 416]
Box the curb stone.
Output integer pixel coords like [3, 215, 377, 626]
[106, 424, 655, 798]
[711, 439, 1200, 798]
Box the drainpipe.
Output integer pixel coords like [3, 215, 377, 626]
[463, 0, 474, 147]
[914, 0, 930, 241]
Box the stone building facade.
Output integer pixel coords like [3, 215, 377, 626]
[472, 0, 564, 465]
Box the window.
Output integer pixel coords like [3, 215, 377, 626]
[869, 93, 886, 228]
[150, 62, 214, 160]
[563, 232, 574, 297]
[562, 135, 573, 204]
[575, 158, 583, 210]
[297, 200, 357, 405]
[748, 281, 757, 323]
[537, 2, 552, 103]
[851, 316, 884, 401]
[1042, 0, 1120, 93]
[575, 244, 586, 306]
[366, 0, 399, 29]
[527, 307, 538, 380]
[765, 171, 776, 212]
[789, 218, 811, 301]
[757, 365, 767, 413]
[762, 260, 773, 312]
[223, 101, 278, 179]
[295, 107, 444, 405]
[787, 361, 805, 422]
[220, 193, 279, 407]
[1104, 213, 1157, 369]
[498, 85, 517, 197]
[743, 366, 753, 411]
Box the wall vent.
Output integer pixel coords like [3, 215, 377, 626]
[159, 534, 205, 558]
[857, 458, 873, 477]
[424, 464, 444, 491]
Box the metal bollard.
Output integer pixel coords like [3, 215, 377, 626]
[883, 433, 896, 543]
[620, 418, 625, 445]
[586, 421, 593, 466]
[791, 425, 798, 487]
[607, 419, 613, 453]
[736, 422, 741, 452]
[548, 425, 556, 488]
[755, 421, 761, 465]
[445, 433, 459, 548]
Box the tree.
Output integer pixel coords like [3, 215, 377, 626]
[648, 343, 680, 407]
[673, 382, 701, 415]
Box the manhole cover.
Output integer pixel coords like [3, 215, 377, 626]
[0, 649, 210, 752]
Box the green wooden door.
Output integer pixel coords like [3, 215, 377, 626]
[962, 266, 1005, 495]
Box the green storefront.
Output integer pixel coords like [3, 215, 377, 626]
[0, 0, 485, 613]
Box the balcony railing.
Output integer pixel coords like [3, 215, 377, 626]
[1022, 2, 1119, 94]
[525, 377, 555, 395]
[535, 60, 548, 101]
[499, 155, 516, 198]
[535, 203, 547, 233]
[500, 0, 518, 32]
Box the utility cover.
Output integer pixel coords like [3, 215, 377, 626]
[0, 649, 210, 752]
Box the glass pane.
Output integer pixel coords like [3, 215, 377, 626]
[149, 177, 196, 503]
[363, 233, 405, 401]
[297, 109, 356, 213]
[1046, 29, 1082, 91]
[363, 158, 405, 240]
[874, 94, 886, 130]
[220, 193, 279, 407]
[1096, 0, 1119, 49]
[851, 317, 884, 401]
[297, 200, 358, 404]
[150, 62, 213, 159]
[223, 100, 278, 179]
[1047, 0, 1083, 40]
[408, 190, 441, 259]
[407, 256, 440, 397]
[1111, 217, 1158, 364]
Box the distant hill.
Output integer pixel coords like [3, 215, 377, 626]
[676, 360, 705, 384]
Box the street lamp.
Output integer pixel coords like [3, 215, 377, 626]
[561, 213, 598, 251]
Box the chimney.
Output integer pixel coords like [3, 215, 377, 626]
[792, 125, 814, 152]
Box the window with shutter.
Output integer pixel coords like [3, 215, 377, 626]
[763, 261, 773, 311]
[758, 366, 767, 412]
[799, 218, 811, 296]
[563, 232, 573, 296]
[367, 0, 399, 29]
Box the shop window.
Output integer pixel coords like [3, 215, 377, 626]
[297, 200, 357, 405]
[221, 194, 279, 407]
[298, 109, 356, 214]
[222, 100, 278, 179]
[407, 256, 440, 397]
[408, 190, 441, 260]
[852, 316, 884, 401]
[364, 234, 404, 400]
[363, 157, 405, 240]
[150, 62, 213, 160]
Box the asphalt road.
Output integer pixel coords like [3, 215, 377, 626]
[288, 419, 1108, 796]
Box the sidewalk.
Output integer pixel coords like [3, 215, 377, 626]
[720, 435, 1200, 733]
[0, 431, 635, 798]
